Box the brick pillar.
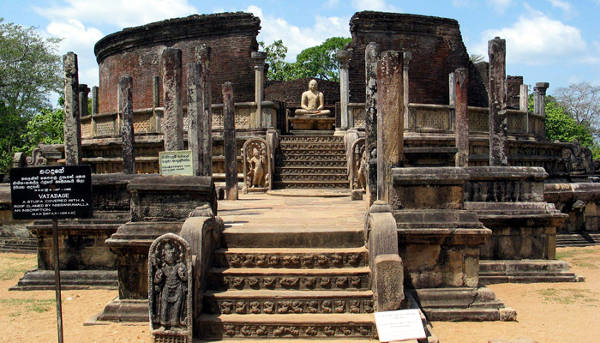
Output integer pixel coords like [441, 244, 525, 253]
[488, 37, 507, 166]
[63, 52, 81, 166]
[119, 75, 135, 174]
[252, 51, 267, 129]
[337, 49, 351, 132]
[376, 50, 404, 202]
[223, 82, 238, 200]
[161, 48, 184, 151]
[454, 68, 469, 167]
[365, 42, 380, 206]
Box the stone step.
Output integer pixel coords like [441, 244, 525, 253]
[10, 269, 118, 290]
[277, 167, 348, 175]
[273, 181, 350, 189]
[279, 149, 346, 156]
[202, 290, 374, 315]
[223, 226, 363, 249]
[280, 142, 345, 150]
[194, 339, 379, 343]
[423, 308, 516, 322]
[276, 174, 348, 182]
[479, 274, 583, 284]
[207, 267, 370, 291]
[478, 259, 583, 284]
[214, 247, 368, 269]
[557, 233, 600, 247]
[278, 154, 346, 162]
[0, 237, 37, 253]
[195, 313, 376, 340]
[276, 160, 347, 168]
[280, 135, 343, 143]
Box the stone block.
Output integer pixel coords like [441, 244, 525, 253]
[374, 254, 404, 311]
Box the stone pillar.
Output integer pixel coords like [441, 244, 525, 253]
[449, 73, 456, 107]
[63, 52, 81, 166]
[376, 50, 404, 202]
[78, 84, 90, 117]
[534, 82, 549, 116]
[119, 75, 135, 174]
[198, 46, 212, 176]
[161, 48, 184, 151]
[488, 37, 507, 166]
[365, 42, 380, 206]
[454, 68, 469, 167]
[187, 45, 212, 176]
[91, 86, 98, 136]
[519, 84, 529, 112]
[223, 82, 238, 200]
[151, 76, 160, 132]
[336, 49, 351, 134]
[403, 51, 411, 130]
[252, 51, 267, 129]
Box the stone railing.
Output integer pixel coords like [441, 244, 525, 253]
[464, 166, 547, 202]
[407, 103, 453, 133]
[81, 101, 280, 139]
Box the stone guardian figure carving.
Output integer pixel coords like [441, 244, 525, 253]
[149, 233, 192, 343]
[242, 137, 271, 192]
[294, 79, 331, 116]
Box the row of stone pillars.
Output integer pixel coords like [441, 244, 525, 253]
[362, 37, 551, 205]
[62, 48, 240, 199]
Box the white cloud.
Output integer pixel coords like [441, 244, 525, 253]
[247, 5, 350, 61]
[472, 10, 586, 65]
[487, 0, 512, 13]
[351, 0, 399, 12]
[325, 0, 340, 8]
[35, 0, 197, 28]
[547, 0, 575, 17]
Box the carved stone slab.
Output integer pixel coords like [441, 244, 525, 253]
[149, 233, 192, 343]
[350, 138, 366, 190]
[242, 137, 271, 192]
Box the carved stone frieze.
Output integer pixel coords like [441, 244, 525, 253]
[216, 251, 366, 268]
[209, 274, 368, 291]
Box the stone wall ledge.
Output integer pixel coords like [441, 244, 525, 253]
[127, 175, 213, 192]
[106, 221, 183, 247]
[544, 182, 600, 202]
[465, 166, 547, 180]
[392, 167, 469, 185]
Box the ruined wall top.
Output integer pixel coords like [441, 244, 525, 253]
[94, 12, 260, 63]
[347, 11, 473, 105]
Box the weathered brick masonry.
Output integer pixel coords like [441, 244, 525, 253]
[94, 13, 260, 113]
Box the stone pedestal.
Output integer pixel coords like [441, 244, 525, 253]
[464, 167, 578, 284]
[391, 167, 515, 321]
[95, 175, 217, 323]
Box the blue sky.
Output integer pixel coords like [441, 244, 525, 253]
[2, 0, 599, 100]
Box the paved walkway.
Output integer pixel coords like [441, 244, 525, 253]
[217, 192, 367, 231]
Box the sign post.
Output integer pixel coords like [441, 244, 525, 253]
[10, 166, 93, 343]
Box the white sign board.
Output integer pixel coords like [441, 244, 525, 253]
[159, 150, 194, 176]
[374, 309, 426, 342]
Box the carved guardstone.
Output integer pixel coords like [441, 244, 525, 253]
[242, 138, 271, 192]
[149, 233, 192, 343]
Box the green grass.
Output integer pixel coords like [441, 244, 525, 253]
[0, 298, 55, 317]
[536, 288, 599, 305]
[0, 254, 36, 281]
[556, 248, 597, 260]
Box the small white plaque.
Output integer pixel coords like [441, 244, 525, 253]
[159, 150, 194, 176]
[374, 309, 426, 342]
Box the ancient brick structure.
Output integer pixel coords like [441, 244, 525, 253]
[265, 78, 340, 107]
[94, 13, 260, 113]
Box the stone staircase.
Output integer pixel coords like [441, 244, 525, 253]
[195, 224, 377, 341]
[274, 135, 349, 189]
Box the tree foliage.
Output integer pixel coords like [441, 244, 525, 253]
[0, 19, 62, 116]
[544, 96, 595, 148]
[555, 82, 600, 138]
[0, 19, 63, 173]
[260, 37, 351, 82]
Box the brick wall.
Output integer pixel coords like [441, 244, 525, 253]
[265, 78, 340, 106]
[347, 11, 477, 106]
[95, 13, 260, 113]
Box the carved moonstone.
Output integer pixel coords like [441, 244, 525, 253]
[149, 233, 192, 343]
[242, 137, 271, 192]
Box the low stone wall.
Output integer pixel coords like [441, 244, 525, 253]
[545, 183, 600, 234]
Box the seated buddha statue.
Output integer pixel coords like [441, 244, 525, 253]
[294, 79, 331, 116]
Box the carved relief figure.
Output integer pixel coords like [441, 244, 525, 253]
[154, 242, 187, 329]
[294, 79, 331, 116]
[242, 138, 271, 191]
[149, 233, 192, 342]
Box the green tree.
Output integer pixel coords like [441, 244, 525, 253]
[544, 97, 594, 147]
[260, 37, 351, 82]
[0, 19, 62, 116]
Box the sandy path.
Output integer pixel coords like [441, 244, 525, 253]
[1, 246, 599, 343]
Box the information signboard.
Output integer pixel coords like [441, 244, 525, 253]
[159, 150, 194, 176]
[10, 166, 93, 220]
[374, 309, 426, 342]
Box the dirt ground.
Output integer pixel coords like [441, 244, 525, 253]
[1, 246, 599, 343]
